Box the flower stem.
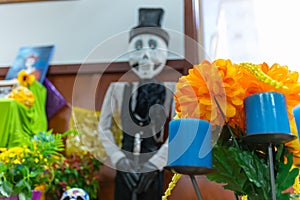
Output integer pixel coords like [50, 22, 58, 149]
[213, 96, 239, 149]
[234, 193, 239, 200]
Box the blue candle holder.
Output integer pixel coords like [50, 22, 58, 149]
[243, 92, 296, 144]
[242, 92, 297, 200]
[165, 118, 216, 200]
[293, 104, 300, 135]
[165, 118, 215, 175]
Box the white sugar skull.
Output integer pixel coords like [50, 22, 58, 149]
[60, 188, 90, 200]
[128, 34, 168, 79]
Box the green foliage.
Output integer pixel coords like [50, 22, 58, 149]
[45, 152, 102, 200]
[275, 147, 299, 199]
[0, 130, 72, 199]
[206, 124, 299, 200]
[207, 145, 249, 194]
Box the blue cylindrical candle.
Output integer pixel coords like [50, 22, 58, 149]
[293, 104, 300, 135]
[244, 92, 291, 135]
[167, 118, 212, 168]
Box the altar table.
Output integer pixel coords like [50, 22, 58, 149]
[0, 81, 47, 147]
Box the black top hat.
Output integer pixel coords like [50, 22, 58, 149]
[129, 8, 169, 46]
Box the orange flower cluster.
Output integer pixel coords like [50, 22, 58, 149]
[174, 59, 300, 154]
[175, 60, 243, 127]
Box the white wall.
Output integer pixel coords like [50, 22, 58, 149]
[0, 0, 184, 67]
[202, 0, 300, 71]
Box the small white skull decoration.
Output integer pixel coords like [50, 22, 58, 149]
[60, 188, 90, 200]
[128, 34, 168, 79]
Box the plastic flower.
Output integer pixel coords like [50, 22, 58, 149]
[170, 59, 300, 200]
[7, 86, 35, 108]
[174, 59, 245, 129]
[175, 59, 300, 140]
[174, 59, 300, 164]
[239, 62, 300, 116]
[0, 131, 67, 199]
[17, 70, 35, 87]
[46, 152, 102, 199]
[237, 62, 300, 155]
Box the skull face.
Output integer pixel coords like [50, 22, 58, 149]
[60, 188, 90, 200]
[128, 34, 168, 79]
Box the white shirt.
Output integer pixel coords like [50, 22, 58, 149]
[98, 81, 176, 170]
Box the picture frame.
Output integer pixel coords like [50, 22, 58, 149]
[0, 80, 18, 98]
[5, 45, 55, 83]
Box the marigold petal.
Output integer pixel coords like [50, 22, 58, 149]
[226, 103, 236, 118]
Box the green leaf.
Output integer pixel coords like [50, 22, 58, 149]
[276, 192, 290, 200]
[0, 180, 13, 197]
[235, 150, 270, 188]
[275, 144, 284, 161]
[15, 179, 26, 189]
[14, 179, 32, 196]
[69, 168, 78, 178]
[276, 153, 299, 193]
[216, 125, 232, 146]
[207, 145, 248, 194]
[18, 192, 32, 200]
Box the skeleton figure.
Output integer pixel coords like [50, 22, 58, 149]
[60, 188, 90, 200]
[98, 8, 176, 200]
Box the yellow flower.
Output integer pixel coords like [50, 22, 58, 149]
[13, 159, 21, 165]
[0, 131, 68, 199]
[0, 148, 7, 153]
[8, 153, 15, 158]
[17, 70, 35, 87]
[7, 86, 35, 108]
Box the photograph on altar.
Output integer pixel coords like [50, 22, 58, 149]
[5, 45, 55, 83]
[0, 79, 18, 98]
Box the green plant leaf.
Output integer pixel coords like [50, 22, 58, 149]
[45, 152, 101, 199]
[235, 149, 271, 199]
[18, 192, 31, 200]
[276, 153, 299, 193]
[276, 192, 290, 200]
[0, 180, 13, 197]
[275, 144, 284, 161]
[207, 145, 248, 194]
[235, 150, 270, 188]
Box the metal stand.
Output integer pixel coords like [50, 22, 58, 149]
[164, 166, 216, 200]
[268, 143, 276, 200]
[189, 174, 203, 200]
[243, 133, 296, 200]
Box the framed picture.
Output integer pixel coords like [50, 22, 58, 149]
[0, 80, 18, 98]
[5, 45, 55, 83]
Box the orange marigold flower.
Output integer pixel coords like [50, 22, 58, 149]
[174, 59, 300, 153]
[263, 63, 300, 154]
[174, 59, 245, 130]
